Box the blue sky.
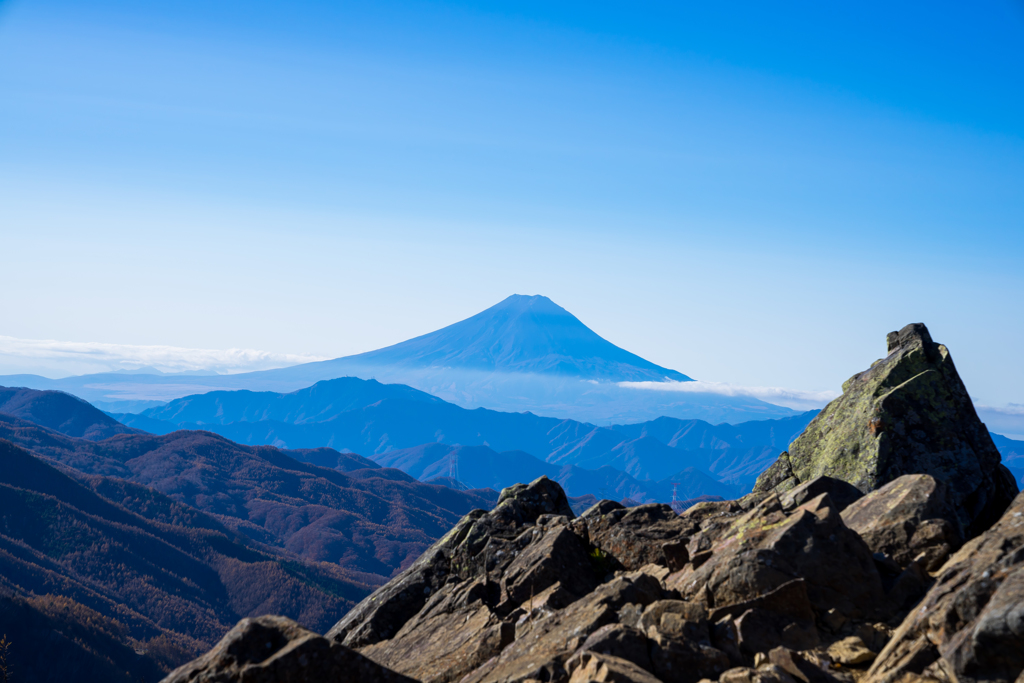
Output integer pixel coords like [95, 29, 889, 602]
[1, 1, 1023, 418]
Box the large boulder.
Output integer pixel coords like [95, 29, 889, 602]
[668, 490, 886, 621]
[840, 474, 960, 572]
[866, 490, 1024, 683]
[356, 519, 600, 683]
[753, 323, 1018, 539]
[160, 615, 414, 683]
[356, 579, 514, 683]
[576, 501, 697, 571]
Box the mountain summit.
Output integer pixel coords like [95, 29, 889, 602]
[336, 294, 690, 382]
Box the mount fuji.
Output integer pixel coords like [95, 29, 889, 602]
[260, 294, 691, 384]
[0, 295, 795, 424]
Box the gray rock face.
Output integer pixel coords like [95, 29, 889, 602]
[168, 480, 1024, 683]
[567, 651, 663, 683]
[754, 323, 1018, 539]
[326, 510, 487, 649]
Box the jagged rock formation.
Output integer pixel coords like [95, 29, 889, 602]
[167, 474, 1024, 683]
[164, 324, 1024, 683]
[754, 323, 1017, 539]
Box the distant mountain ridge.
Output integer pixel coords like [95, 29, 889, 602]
[0, 386, 142, 440]
[372, 442, 741, 503]
[114, 376, 817, 493]
[143, 377, 442, 425]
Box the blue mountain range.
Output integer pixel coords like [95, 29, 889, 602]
[109, 376, 815, 497]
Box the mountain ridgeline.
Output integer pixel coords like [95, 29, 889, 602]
[0, 386, 142, 440]
[116, 376, 819, 496]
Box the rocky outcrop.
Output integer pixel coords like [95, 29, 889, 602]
[164, 326, 1024, 683]
[754, 323, 1017, 539]
[866, 490, 1024, 683]
[161, 615, 416, 683]
[327, 476, 581, 653]
[166, 473, 1024, 683]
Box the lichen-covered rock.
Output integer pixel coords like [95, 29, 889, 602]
[840, 474, 960, 572]
[160, 615, 413, 683]
[866, 491, 1024, 683]
[753, 323, 1018, 539]
[678, 496, 768, 563]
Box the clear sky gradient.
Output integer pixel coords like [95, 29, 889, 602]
[1, 1, 1022, 413]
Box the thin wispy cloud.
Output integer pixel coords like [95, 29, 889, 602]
[977, 403, 1024, 417]
[975, 404, 1024, 440]
[618, 379, 840, 412]
[0, 336, 327, 376]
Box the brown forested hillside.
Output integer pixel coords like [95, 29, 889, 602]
[0, 410, 500, 680]
[0, 437, 375, 679]
[0, 414, 498, 577]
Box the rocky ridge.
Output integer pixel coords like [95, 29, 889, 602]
[162, 325, 1024, 683]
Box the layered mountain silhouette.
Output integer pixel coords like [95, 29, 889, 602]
[111, 376, 817, 494]
[139, 376, 442, 425]
[372, 442, 740, 502]
[0, 413, 497, 575]
[0, 295, 797, 424]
